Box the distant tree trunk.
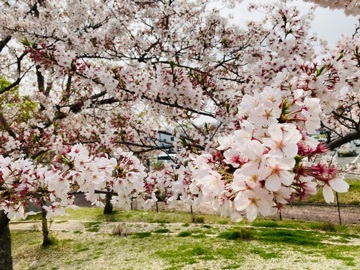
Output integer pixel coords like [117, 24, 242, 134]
[41, 199, 52, 246]
[336, 192, 342, 226]
[0, 210, 12, 270]
[104, 193, 113, 214]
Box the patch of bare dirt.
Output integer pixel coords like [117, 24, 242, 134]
[279, 204, 360, 224]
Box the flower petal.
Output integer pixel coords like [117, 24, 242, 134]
[234, 192, 251, 211]
[265, 175, 281, 191]
[322, 185, 334, 203]
[246, 204, 258, 222]
[329, 177, 349, 193]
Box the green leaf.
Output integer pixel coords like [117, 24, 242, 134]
[316, 66, 326, 77]
[21, 37, 33, 47]
[169, 61, 176, 69]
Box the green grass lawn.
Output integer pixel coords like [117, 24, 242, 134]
[25, 207, 233, 225]
[12, 207, 360, 270]
[12, 220, 360, 270]
[14, 178, 360, 269]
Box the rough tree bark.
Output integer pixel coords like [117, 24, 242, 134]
[104, 193, 113, 214]
[0, 210, 13, 270]
[94, 190, 115, 214]
[41, 199, 52, 246]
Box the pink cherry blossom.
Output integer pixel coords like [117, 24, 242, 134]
[260, 156, 296, 192]
[233, 187, 274, 222]
[263, 124, 302, 158]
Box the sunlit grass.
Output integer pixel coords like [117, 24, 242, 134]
[23, 206, 360, 237]
[13, 178, 360, 269]
[12, 220, 360, 270]
[45, 207, 234, 225]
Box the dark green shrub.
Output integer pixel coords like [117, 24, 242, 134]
[153, 228, 170, 233]
[178, 231, 192, 237]
[218, 229, 254, 241]
[133, 232, 152, 238]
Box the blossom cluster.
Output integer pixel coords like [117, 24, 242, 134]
[185, 75, 350, 221]
[0, 155, 75, 219]
[0, 144, 156, 219]
[60, 144, 156, 210]
[188, 123, 348, 222]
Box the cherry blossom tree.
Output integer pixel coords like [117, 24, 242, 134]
[304, 0, 360, 16]
[0, 0, 359, 269]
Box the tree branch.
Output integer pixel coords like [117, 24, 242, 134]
[0, 112, 17, 138]
[0, 36, 11, 53]
[327, 131, 360, 150]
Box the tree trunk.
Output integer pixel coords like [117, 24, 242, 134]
[104, 193, 113, 214]
[0, 210, 13, 270]
[336, 192, 342, 226]
[41, 200, 52, 246]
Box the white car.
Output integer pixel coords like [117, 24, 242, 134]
[337, 142, 357, 157]
[157, 153, 177, 163]
[354, 139, 360, 147]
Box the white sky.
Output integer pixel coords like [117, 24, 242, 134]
[219, 0, 359, 48]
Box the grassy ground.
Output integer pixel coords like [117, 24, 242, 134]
[12, 178, 360, 269]
[12, 208, 360, 270]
